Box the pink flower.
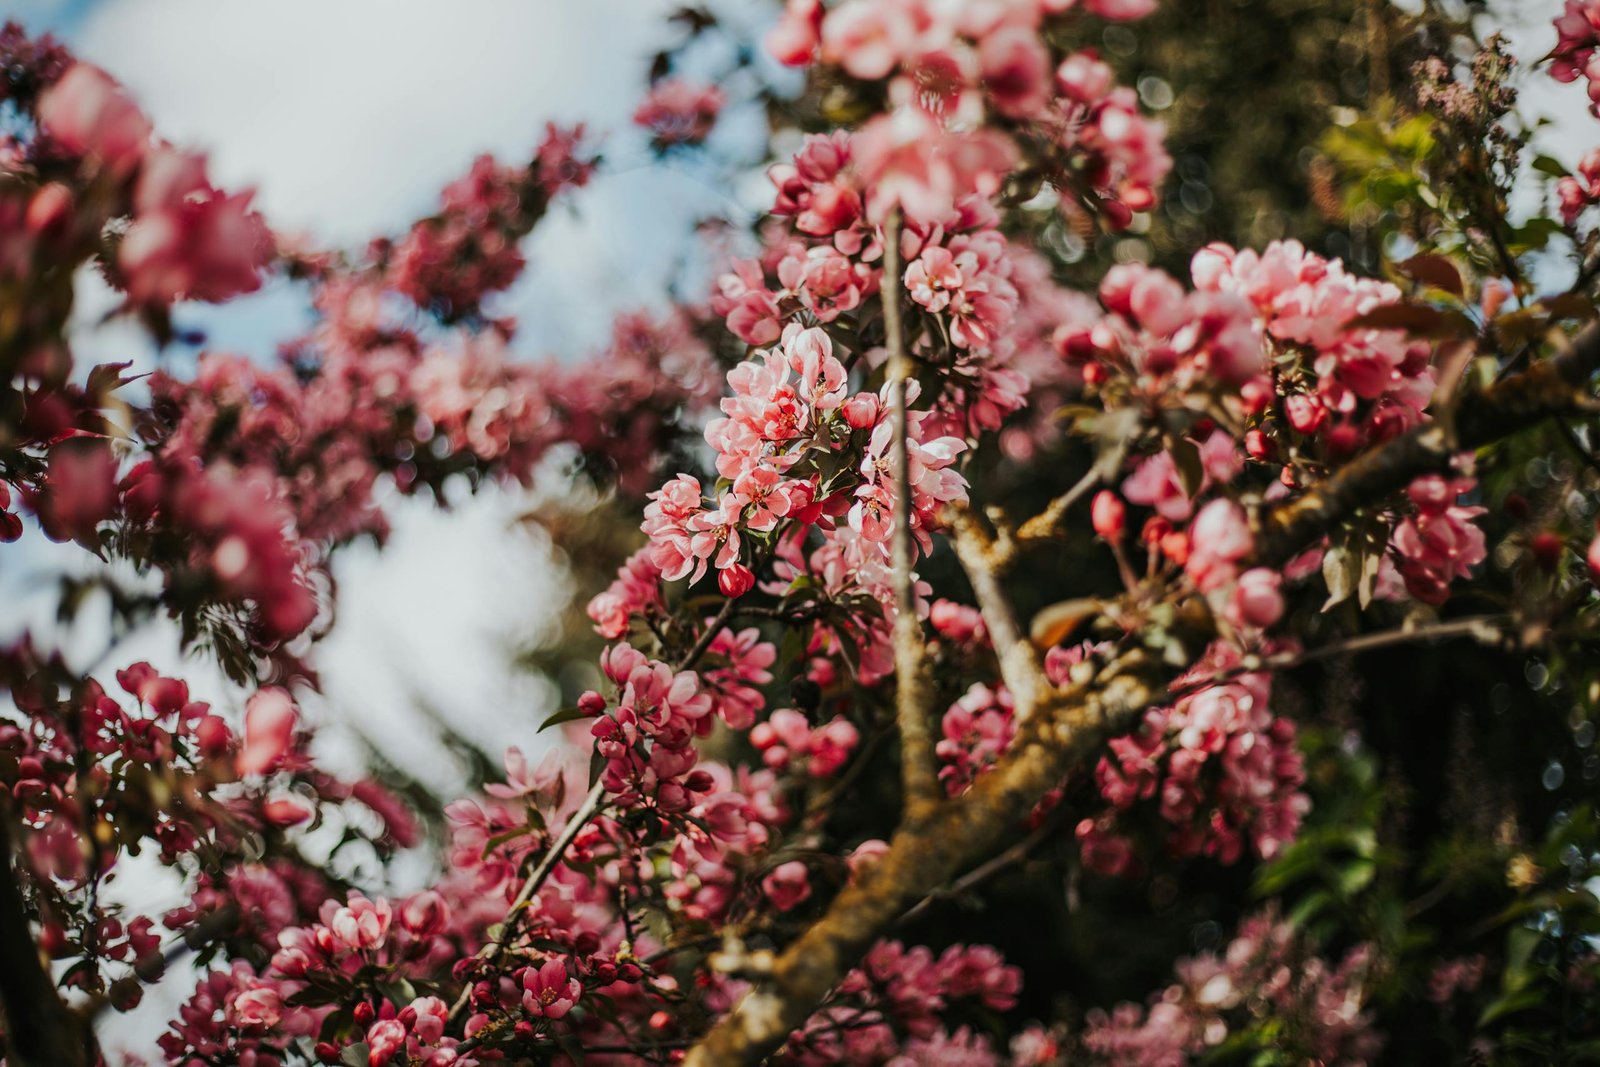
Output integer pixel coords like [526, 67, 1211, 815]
[1056, 52, 1114, 102]
[634, 77, 725, 147]
[905, 246, 964, 312]
[1390, 475, 1486, 605]
[521, 958, 581, 1019]
[768, 0, 824, 65]
[979, 26, 1051, 119]
[1185, 499, 1253, 593]
[853, 107, 1016, 221]
[400, 891, 449, 938]
[236, 688, 298, 777]
[820, 0, 916, 80]
[366, 1018, 407, 1067]
[1227, 568, 1284, 629]
[120, 185, 268, 304]
[228, 985, 282, 1030]
[35, 63, 151, 173]
[28, 440, 118, 549]
[329, 894, 392, 951]
[763, 860, 813, 911]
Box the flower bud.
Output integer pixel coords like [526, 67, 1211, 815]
[1090, 490, 1125, 541]
[717, 562, 756, 598]
[1531, 531, 1564, 571]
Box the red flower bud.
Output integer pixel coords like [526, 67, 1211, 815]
[1531, 531, 1564, 571]
[1244, 428, 1272, 460]
[718, 562, 756, 598]
[1090, 490, 1125, 541]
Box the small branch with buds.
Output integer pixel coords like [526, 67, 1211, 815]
[450, 596, 742, 1022]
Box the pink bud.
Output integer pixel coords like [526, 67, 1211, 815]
[194, 714, 231, 759]
[762, 860, 812, 912]
[1244, 428, 1272, 460]
[366, 1018, 407, 1067]
[261, 796, 312, 827]
[1090, 490, 1126, 541]
[400, 890, 449, 937]
[1284, 394, 1326, 434]
[1587, 534, 1600, 585]
[718, 562, 756, 598]
[1228, 568, 1284, 629]
[236, 688, 297, 776]
[841, 393, 880, 429]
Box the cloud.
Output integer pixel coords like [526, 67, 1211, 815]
[73, 0, 677, 244]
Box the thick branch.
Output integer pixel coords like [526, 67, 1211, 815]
[949, 506, 1044, 719]
[1257, 321, 1600, 562]
[884, 209, 940, 825]
[681, 657, 1159, 1067]
[682, 329, 1600, 1067]
[0, 811, 91, 1067]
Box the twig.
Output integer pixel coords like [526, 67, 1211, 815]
[896, 814, 1061, 927]
[84, 903, 240, 1023]
[883, 208, 940, 825]
[449, 596, 740, 1022]
[1015, 466, 1099, 546]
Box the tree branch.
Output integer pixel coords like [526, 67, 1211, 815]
[681, 327, 1600, 1067]
[1256, 321, 1600, 563]
[884, 208, 940, 825]
[0, 809, 91, 1067]
[949, 505, 1044, 719]
[451, 598, 741, 1021]
[1014, 466, 1099, 547]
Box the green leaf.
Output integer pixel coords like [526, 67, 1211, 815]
[1532, 154, 1572, 179]
[1168, 436, 1204, 498]
[1322, 544, 1357, 611]
[540, 705, 592, 733]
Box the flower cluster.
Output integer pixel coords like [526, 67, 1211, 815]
[1390, 473, 1488, 605]
[1076, 643, 1308, 876]
[381, 126, 595, 321]
[937, 682, 1017, 795]
[634, 77, 725, 148]
[752, 707, 861, 776]
[1083, 909, 1381, 1065]
[1055, 259, 1265, 393]
[780, 939, 1025, 1065]
[1554, 0, 1600, 114]
[767, 0, 1169, 225]
[1192, 240, 1436, 454]
[36, 63, 270, 304]
[1559, 147, 1600, 224]
[643, 323, 967, 601]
